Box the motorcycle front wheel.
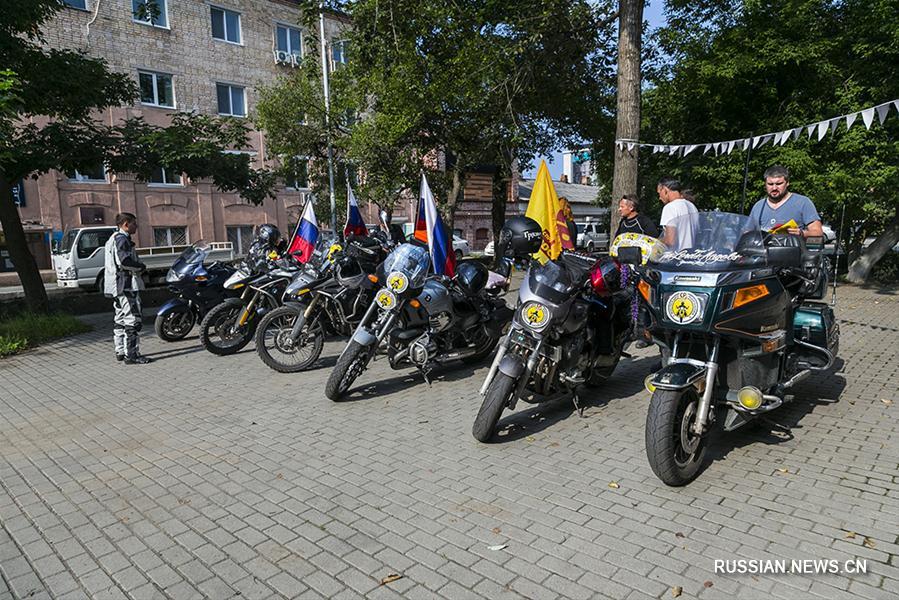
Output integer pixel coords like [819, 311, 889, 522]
[472, 372, 516, 442]
[154, 307, 196, 342]
[325, 340, 372, 401]
[199, 302, 256, 356]
[255, 305, 324, 373]
[645, 388, 709, 486]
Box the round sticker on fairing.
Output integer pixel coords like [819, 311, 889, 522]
[665, 291, 701, 324]
[387, 271, 409, 293]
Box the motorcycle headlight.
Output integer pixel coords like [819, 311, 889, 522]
[519, 301, 551, 331]
[386, 271, 409, 293]
[375, 289, 397, 310]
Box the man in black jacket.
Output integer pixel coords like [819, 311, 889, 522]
[614, 194, 659, 240]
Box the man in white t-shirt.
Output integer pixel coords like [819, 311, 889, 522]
[657, 177, 699, 250]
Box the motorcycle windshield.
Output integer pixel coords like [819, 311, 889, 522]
[651, 212, 767, 271]
[383, 244, 430, 288]
[527, 260, 578, 304]
[169, 243, 210, 275]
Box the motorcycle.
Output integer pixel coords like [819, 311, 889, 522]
[472, 216, 635, 442]
[325, 243, 512, 401]
[626, 211, 839, 486]
[199, 248, 300, 356]
[154, 242, 236, 341]
[254, 237, 386, 373]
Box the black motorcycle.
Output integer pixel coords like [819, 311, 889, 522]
[154, 243, 236, 341]
[325, 243, 512, 401]
[472, 216, 634, 442]
[254, 237, 385, 372]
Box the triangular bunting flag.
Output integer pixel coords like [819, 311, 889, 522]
[875, 103, 891, 124]
[861, 108, 875, 129]
[726, 141, 736, 154]
[703, 144, 713, 155]
[684, 144, 698, 156]
[816, 121, 829, 141]
[778, 131, 790, 145]
[791, 128, 802, 141]
[829, 118, 841, 134]
[668, 145, 680, 156]
[846, 113, 858, 130]
[806, 125, 816, 139]
[615, 141, 622, 150]
[772, 132, 783, 145]
[627, 142, 636, 152]
[751, 136, 761, 149]
[652, 145, 663, 154]
[894, 100, 899, 113]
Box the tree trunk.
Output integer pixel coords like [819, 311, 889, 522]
[0, 172, 50, 313]
[491, 168, 508, 269]
[846, 210, 899, 284]
[445, 163, 466, 231]
[610, 0, 644, 240]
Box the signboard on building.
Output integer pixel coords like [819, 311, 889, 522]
[12, 180, 25, 207]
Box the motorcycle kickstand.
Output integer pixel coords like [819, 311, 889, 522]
[416, 365, 432, 386]
[571, 388, 586, 418]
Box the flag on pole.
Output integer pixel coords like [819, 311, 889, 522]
[343, 182, 367, 237]
[287, 199, 319, 264]
[524, 160, 574, 263]
[418, 174, 456, 276]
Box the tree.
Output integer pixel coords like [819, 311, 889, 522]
[640, 0, 898, 282]
[1, 1, 276, 312]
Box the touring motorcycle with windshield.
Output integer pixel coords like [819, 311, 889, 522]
[325, 243, 512, 401]
[472, 216, 636, 442]
[624, 211, 839, 486]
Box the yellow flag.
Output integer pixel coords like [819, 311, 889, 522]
[525, 160, 574, 262]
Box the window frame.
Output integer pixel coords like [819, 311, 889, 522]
[210, 5, 242, 45]
[148, 166, 183, 187]
[226, 225, 255, 255]
[153, 226, 188, 247]
[283, 156, 310, 191]
[138, 70, 176, 109]
[275, 23, 303, 58]
[66, 164, 108, 184]
[331, 39, 349, 69]
[132, 0, 169, 29]
[63, 0, 89, 10]
[216, 82, 247, 117]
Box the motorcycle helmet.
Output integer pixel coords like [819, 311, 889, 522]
[589, 256, 623, 297]
[255, 223, 282, 248]
[500, 216, 543, 258]
[454, 261, 488, 296]
[336, 255, 365, 288]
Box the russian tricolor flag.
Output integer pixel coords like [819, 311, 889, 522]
[344, 183, 368, 238]
[288, 199, 319, 264]
[417, 174, 456, 277]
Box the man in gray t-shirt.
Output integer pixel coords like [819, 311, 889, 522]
[749, 165, 823, 238]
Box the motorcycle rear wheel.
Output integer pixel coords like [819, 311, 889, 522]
[200, 302, 256, 356]
[255, 305, 324, 373]
[472, 372, 516, 442]
[325, 341, 371, 401]
[645, 388, 708, 486]
[154, 308, 196, 342]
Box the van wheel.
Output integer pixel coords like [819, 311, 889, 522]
[94, 272, 104, 292]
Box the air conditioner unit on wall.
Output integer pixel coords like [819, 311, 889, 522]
[273, 50, 300, 67]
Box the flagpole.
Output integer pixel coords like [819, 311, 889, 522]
[318, 2, 338, 239]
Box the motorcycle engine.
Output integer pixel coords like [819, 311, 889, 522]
[409, 334, 436, 366]
[429, 312, 452, 332]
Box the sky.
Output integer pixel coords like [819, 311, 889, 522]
[522, 1, 667, 180]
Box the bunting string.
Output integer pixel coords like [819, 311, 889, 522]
[615, 99, 899, 157]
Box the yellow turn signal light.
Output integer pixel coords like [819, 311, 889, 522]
[733, 284, 769, 309]
[638, 279, 651, 303]
[737, 386, 763, 410]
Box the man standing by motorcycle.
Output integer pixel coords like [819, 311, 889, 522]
[749, 165, 824, 238]
[104, 212, 150, 364]
[658, 177, 699, 249]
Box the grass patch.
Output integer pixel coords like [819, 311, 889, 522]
[0, 312, 92, 357]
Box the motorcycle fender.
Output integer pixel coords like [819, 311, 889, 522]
[351, 327, 378, 347]
[222, 297, 245, 307]
[651, 362, 707, 391]
[157, 298, 191, 317]
[498, 354, 526, 379]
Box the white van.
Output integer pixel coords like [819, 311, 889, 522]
[52, 226, 233, 290]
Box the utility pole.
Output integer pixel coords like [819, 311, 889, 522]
[318, 2, 338, 237]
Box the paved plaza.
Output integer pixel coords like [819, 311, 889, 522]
[0, 284, 897, 599]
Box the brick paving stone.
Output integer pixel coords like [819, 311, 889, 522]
[0, 285, 896, 598]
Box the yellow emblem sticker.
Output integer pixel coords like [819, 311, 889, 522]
[376, 290, 396, 310]
[665, 291, 701, 324]
[387, 271, 409, 293]
[524, 303, 547, 327]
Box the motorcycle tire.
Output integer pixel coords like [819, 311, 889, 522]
[645, 388, 709, 486]
[325, 340, 371, 401]
[154, 307, 196, 342]
[255, 305, 324, 373]
[472, 372, 515, 442]
[200, 302, 256, 356]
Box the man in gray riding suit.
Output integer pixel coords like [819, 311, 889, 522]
[104, 212, 151, 364]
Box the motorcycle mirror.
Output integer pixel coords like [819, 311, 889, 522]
[291, 249, 304, 258]
[494, 257, 512, 279]
[767, 245, 802, 268]
[617, 246, 642, 266]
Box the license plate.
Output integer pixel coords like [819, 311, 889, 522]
[511, 328, 535, 348]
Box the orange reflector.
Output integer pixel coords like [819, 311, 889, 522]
[638, 279, 651, 303]
[409, 299, 421, 308]
[733, 284, 769, 308]
[195, 275, 208, 281]
[368, 274, 379, 283]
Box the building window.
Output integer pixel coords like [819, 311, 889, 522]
[63, 0, 88, 9]
[226, 225, 255, 255]
[66, 163, 107, 183]
[149, 166, 181, 186]
[132, 0, 168, 28]
[276, 24, 302, 57]
[79, 206, 106, 225]
[331, 40, 348, 69]
[476, 228, 490, 245]
[153, 226, 187, 246]
[138, 71, 175, 108]
[211, 6, 241, 44]
[216, 83, 246, 117]
[284, 157, 309, 190]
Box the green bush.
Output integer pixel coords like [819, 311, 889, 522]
[0, 312, 92, 357]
